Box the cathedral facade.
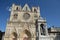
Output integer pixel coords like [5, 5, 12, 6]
[4, 4, 60, 40]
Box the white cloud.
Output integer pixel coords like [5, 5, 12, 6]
[9, 7, 12, 11]
[6, 6, 12, 11]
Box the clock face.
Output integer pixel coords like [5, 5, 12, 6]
[23, 13, 30, 20]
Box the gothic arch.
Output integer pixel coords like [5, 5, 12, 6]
[11, 32, 17, 40]
[40, 24, 46, 35]
[23, 29, 31, 40]
[16, 7, 19, 10]
[34, 9, 37, 13]
[40, 24, 44, 29]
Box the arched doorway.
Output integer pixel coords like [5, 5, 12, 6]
[23, 30, 31, 40]
[11, 32, 17, 40]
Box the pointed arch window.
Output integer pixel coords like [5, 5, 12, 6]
[13, 14, 18, 19]
[16, 7, 19, 10]
[34, 9, 37, 13]
[26, 7, 28, 11]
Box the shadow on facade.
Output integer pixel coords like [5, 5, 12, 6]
[0, 31, 5, 40]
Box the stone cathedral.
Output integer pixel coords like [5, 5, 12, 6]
[4, 4, 50, 40]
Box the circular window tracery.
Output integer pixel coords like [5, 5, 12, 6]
[23, 13, 30, 20]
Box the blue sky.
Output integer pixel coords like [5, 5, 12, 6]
[0, 0, 60, 32]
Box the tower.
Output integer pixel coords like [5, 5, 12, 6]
[4, 4, 40, 40]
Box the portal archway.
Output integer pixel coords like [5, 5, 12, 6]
[23, 30, 31, 40]
[11, 32, 17, 40]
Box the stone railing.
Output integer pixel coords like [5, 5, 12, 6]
[39, 36, 54, 40]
